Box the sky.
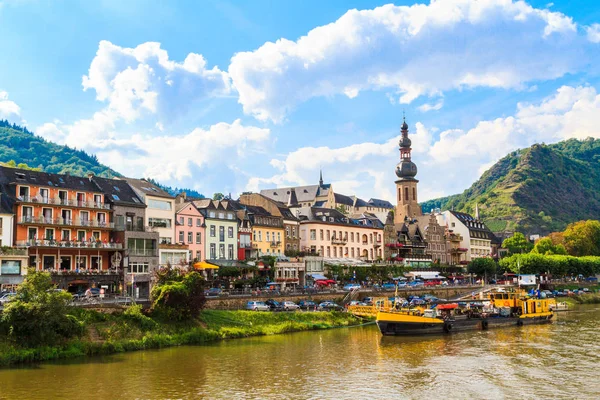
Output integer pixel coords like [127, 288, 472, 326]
[1, 0, 600, 203]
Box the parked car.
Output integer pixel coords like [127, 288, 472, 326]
[408, 280, 424, 287]
[541, 290, 555, 298]
[298, 300, 316, 310]
[381, 283, 396, 290]
[282, 301, 300, 311]
[246, 301, 270, 311]
[396, 281, 407, 288]
[343, 283, 361, 291]
[348, 300, 367, 306]
[362, 297, 374, 306]
[204, 288, 223, 297]
[424, 280, 442, 287]
[0, 292, 16, 305]
[318, 301, 343, 311]
[265, 299, 284, 311]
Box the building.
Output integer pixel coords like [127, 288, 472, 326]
[437, 210, 496, 261]
[0, 192, 15, 248]
[238, 192, 299, 255]
[175, 201, 205, 262]
[394, 118, 423, 224]
[260, 171, 333, 208]
[246, 205, 284, 257]
[235, 208, 252, 260]
[297, 207, 384, 261]
[423, 212, 447, 264]
[0, 167, 123, 292]
[193, 199, 238, 262]
[94, 176, 158, 298]
[274, 261, 305, 289]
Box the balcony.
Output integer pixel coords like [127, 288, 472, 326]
[0, 248, 28, 256]
[16, 239, 123, 249]
[128, 248, 157, 257]
[331, 237, 347, 245]
[270, 241, 281, 248]
[114, 224, 155, 233]
[17, 195, 111, 210]
[18, 216, 114, 229]
[451, 247, 468, 253]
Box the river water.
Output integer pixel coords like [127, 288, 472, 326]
[1, 305, 599, 400]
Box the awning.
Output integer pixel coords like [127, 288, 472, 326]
[193, 261, 219, 270]
[308, 274, 327, 280]
[405, 271, 444, 279]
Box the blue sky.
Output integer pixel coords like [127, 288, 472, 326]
[1, 0, 600, 202]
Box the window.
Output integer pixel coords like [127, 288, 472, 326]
[219, 244, 225, 259]
[219, 212, 224, 219]
[45, 228, 54, 240]
[75, 256, 86, 270]
[258, 231, 262, 242]
[253, 231, 256, 241]
[1, 260, 21, 275]
[196, 232, 201, 244]
[188, 232, 193, 243]
[277, 232, 281, 242]
[179, 231, 184, 243]
[61, 230, 70, 241]
[188, 218, 192, 226]
[77, 230, 86, 241]
[196, 218, 201, 227]
[292, 227, 297, 238]
[219, 226, 225, 241]
[179, 217, 184, 225]
[130, 262, 149, 274]
[286, 227, 290, 238]
[148, 199, 172, 210]
[310, 229, 316, 240]
[196, 250, 202, 260]
[227, 213, 233, 220]
[266, 232, 270, 242]
[228, 244, 234, 259]
[90, 256, 101, 270]
[210, 225, 216, 237]
[228, 226, 234, 238]
[210, 243, 216, 259]
[209, 211, 216, 218]
[149, 218, 172, 228]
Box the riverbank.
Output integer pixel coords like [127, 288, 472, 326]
[0, 309, 365, 367]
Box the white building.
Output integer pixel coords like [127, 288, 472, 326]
[436, 210, 495, 262]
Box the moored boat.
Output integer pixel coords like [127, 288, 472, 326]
[376, 291, 554, 336]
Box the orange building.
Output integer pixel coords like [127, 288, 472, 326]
[0, 168, 122, 276]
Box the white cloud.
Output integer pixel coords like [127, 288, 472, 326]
[82, 40, 231, 122]
[250, 85, 600, 203]
[0, 90, 21, 118]
[418, 99, 444, 112]
[586, 23, 600, 43]
[229, 0, 587, 122]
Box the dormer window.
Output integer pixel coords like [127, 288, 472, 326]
[15, 173, 26, 180]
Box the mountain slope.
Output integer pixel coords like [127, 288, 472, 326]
[420, 138, 600, 236]
[0, 120, 206, 198]
[0, 120, 119, 177]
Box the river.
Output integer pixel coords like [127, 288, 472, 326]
[1, 305, 599, 399]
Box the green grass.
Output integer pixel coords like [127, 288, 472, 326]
[0, 310, 363, 367]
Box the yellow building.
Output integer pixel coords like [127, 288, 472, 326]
[245, 205, 285, 257]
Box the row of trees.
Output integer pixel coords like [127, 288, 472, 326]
[502, 220, 600, 257]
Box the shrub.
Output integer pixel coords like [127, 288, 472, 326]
[123, 304, 157, 330]
[151, 270, 206, 321]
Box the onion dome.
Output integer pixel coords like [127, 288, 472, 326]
[396, 160, 418, 178]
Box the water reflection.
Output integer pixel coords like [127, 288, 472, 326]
[0, 307, 599, 399]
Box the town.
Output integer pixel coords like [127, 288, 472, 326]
[0, 118, 502, 298]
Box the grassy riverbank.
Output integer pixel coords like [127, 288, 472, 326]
[0, 309, 365, 367]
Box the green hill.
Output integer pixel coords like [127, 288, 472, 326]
[0, 120, 120, 177]
[0, 120, 205, 198]
[420, 138, 600, 236]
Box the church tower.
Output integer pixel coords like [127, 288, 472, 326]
[394, 117, 423, 224]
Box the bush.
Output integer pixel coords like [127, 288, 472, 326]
[1, 270, 84, 346]
[151, 270, 206, 321]
[123, 304, 157, 330]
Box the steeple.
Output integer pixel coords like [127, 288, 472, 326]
[394, 116, 422, 224]
[319, 169, 323, 186]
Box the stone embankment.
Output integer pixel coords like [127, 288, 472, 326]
[204, 286, 482, 310]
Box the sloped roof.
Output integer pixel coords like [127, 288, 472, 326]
[368, 198, 394, 208]
[334, 192, 354, 206]
[92, 176, 145, 207]
[261, 185, 321, 203]
[0, 165, 100, 192]
[449, 210, 498, 241]
[122, 177, 174, 199]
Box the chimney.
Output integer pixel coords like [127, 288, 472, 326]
[176, 192, 187, 204]
[87, 172, 94, 181]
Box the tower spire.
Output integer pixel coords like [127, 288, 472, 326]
[319, 169, 323, 186]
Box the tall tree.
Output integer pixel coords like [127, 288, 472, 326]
[213, 192, 224, 200]
[531, 237, 567, 255]
[562, 220, 600, 256]
[467, 257, 497, 277]
[501, 232, 533, 255]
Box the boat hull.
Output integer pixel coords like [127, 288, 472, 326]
[376, 312, 553, 336]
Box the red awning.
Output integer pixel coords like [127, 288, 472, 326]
[437, 303, 458, 310]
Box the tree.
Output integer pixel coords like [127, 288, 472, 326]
[531, 237, 567, 255]
[467, 257, 497, 278]
[562, 220, 600, 256]
[213, 192, 224, 200]
[1, 270, 83, 346]
[335, 204, 348, 216]
[151, 268, 206, 321]
[501, 232, 533, 255]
